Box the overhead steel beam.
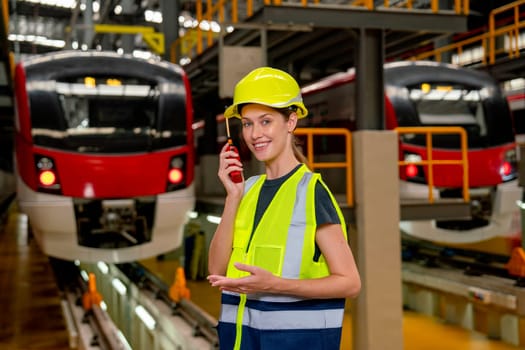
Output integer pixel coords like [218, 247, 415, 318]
[258, 5, 468, 32]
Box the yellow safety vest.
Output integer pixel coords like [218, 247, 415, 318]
[221, 164, 347, 350]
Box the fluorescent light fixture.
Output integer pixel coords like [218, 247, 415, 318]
[179, 57, 191, 66]
[188, 211, 198, 219]
[112, 278, 127, 296]
[117, 330, 133, 350]
[80, 270, 89, 282]
[132, 50, 155, 60]
[97, 261, 109, 274]
[145, 9, 162, 23]
[8, 34, 65, 48]
[135, 305, 156, 330]
[20, 0, 76, 9]
[206, 215, 221, 224]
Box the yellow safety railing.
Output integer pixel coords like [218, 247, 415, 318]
[394, 127, 470, 204]
[1, 0, 14, 80]
[94, 24, 165, 55]
[489, 0, 525, 64]
[408, 0, 524, 66]
[295, 128, 353, 207]
[1, 0, 7, 34]
[171, 0, 470, 63]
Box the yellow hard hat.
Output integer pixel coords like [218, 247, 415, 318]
[224, 67, 308, 119]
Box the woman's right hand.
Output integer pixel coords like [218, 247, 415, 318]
[218, 142, 244, 197]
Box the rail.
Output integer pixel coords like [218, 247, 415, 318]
[80, 261, 219, 349]
[170, 0, 470, 64]
[50, 258, 128, 350]
[295, 127, 353, 207]
[407, 0, 524, 66]
[394, 126, 470, 203]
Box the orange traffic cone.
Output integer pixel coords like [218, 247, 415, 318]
[169, 267, 191, 302]
[82, 272, 103, 311]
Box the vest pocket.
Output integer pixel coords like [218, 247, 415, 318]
[252, 245, 283, 275]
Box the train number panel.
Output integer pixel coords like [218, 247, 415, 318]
[14, 51, 195, 263]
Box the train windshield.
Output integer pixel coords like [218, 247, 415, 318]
[27, 75, 187, 153]
[399, 82, 514, 148]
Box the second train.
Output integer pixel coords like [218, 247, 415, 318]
[298, 60, 522, 255]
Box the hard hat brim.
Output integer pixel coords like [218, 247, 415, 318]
[224, 102, 308, 119]
[224, 104, 239, 119]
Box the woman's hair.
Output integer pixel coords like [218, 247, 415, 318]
[274, 106, 309, 167]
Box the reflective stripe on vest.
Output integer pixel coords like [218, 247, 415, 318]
[220, 293, 345, 329]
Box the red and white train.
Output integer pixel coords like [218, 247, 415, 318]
[300, 61, 522, 255]
[14, 51, 195, 263]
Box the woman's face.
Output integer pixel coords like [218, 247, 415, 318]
[240, 104, 296, 163]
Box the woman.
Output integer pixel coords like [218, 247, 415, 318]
[207, 67, 361, 350]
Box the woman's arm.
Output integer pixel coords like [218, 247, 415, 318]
[208, 195, 241, 275]
[208, 223, 361, 299]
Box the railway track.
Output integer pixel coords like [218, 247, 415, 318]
[401, 238, 522, 283]
[50, 258, 129, 350]
[50, 258, 218, 350]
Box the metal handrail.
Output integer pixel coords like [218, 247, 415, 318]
[408, 0, 524, 66]
[394, 126, 469, 204]
[170, 0, 470, 64]
[489, 0, 525, 64]
[295, 127, 353, 207]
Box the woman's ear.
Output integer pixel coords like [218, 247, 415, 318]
[287, 112, 298, 133]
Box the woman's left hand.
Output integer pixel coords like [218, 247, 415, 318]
[207, 263, 275, 294]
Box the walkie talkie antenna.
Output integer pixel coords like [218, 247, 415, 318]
[225, 116, 233, 143]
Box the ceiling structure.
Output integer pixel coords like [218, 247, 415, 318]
[1, 0, 524, 119]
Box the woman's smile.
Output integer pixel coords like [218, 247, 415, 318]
[253, 141, 270, 152]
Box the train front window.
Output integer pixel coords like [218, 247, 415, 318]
[402, 83, 514, 148]
[28, 75, 187, 153]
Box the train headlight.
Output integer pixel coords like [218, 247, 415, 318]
[39, 170, 56, 186]
[500, 162, 512, 177]
[34, 155, 62, 193]
[403, 153, 425, 182]
[168, 168, 184, 184]
[500, 149, 517, 182]
[405, 164, 419, 178]
[166, 155, 186, 191]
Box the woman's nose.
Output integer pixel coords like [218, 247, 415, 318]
[250, 123, 263, 139]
